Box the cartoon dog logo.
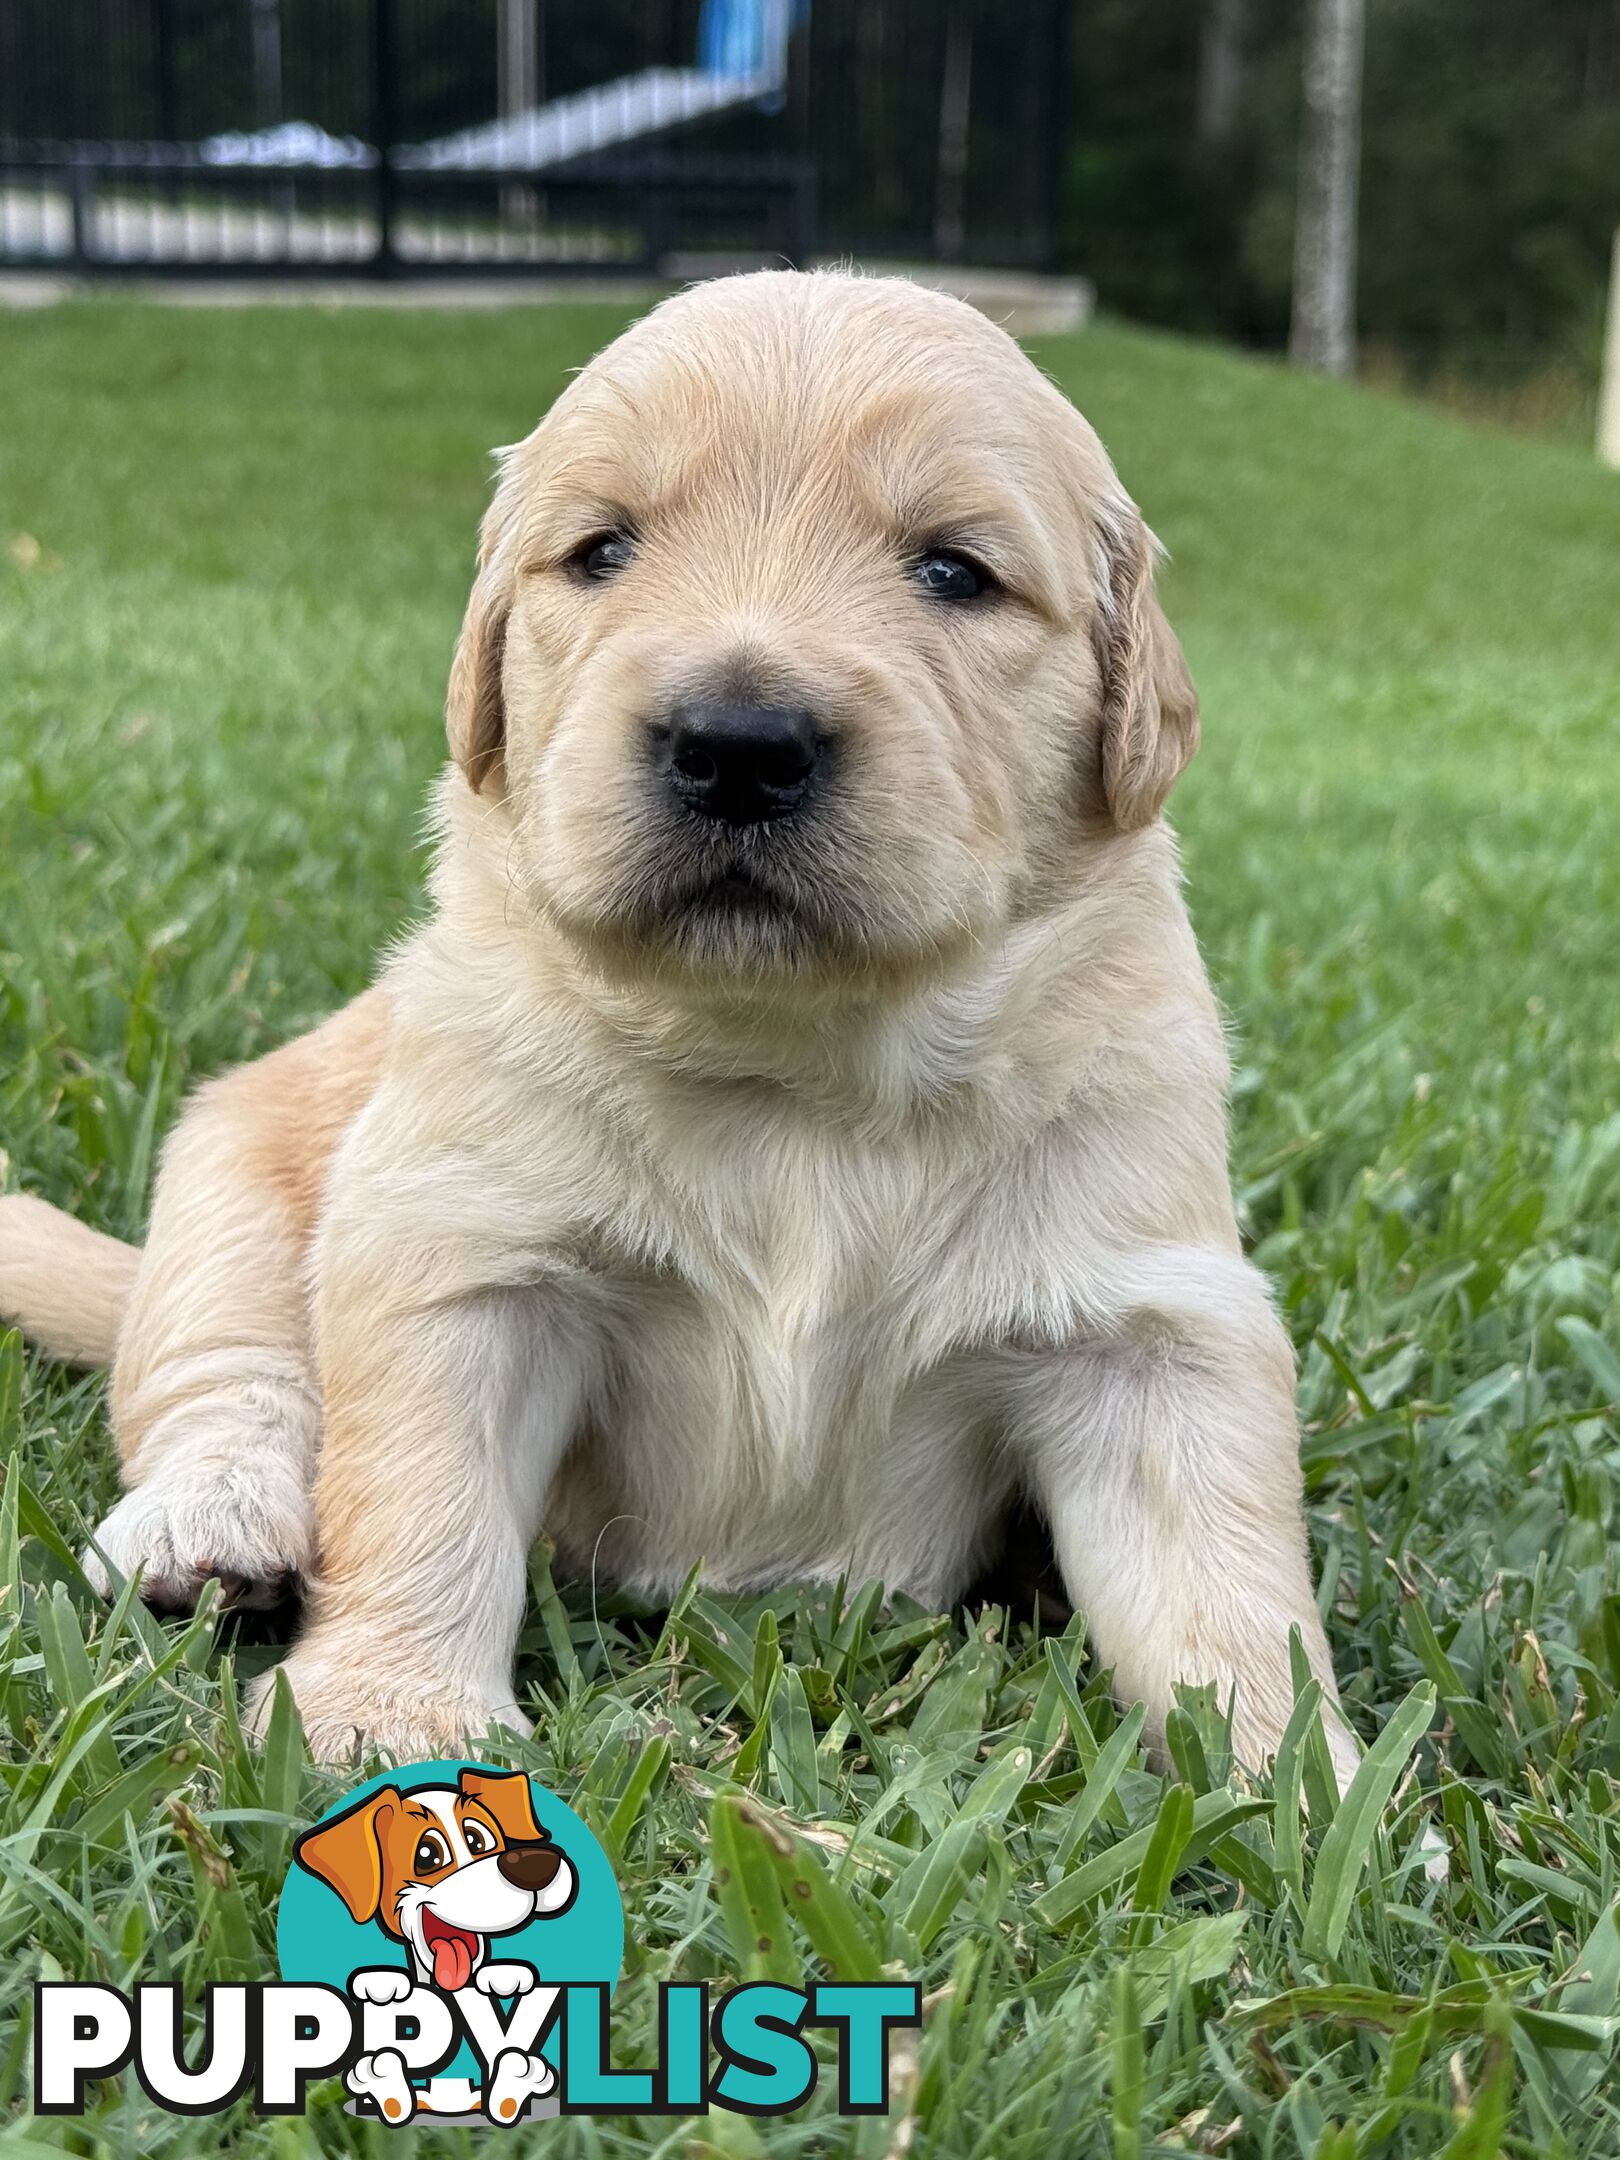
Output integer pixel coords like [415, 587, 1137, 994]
[295, 1767, 576, 2122]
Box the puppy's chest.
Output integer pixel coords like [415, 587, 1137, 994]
[544, 1110, 1088, 1592]
[584, 1122, 1067, 1459]
[571, 1199, 991, 1594]
[612, 1177, 929, 1446]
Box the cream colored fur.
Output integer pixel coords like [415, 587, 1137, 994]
[0, 271, 1355, 1781]
[0, 1195, 139, 1367]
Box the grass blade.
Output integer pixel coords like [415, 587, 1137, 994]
[1128, 1781, 1195, 1942]
[1111, 1966, 1144, 2160]
[1303, 1683, 1435, 1963]
[1052, 1702, 1146, 1868]
[1034, 1790, 1269, 1929]
[1274, 1676, 1325, 1916]
[710, 1789, 796, 1985]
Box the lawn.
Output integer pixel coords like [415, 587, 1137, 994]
[2, 295, 1619, 2157]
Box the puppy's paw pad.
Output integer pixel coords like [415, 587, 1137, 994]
[86, 1464, 313, 1616]
[199, 1560, 302, 1610]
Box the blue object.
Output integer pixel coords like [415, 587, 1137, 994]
[699, 0, 806, 82]
[699, 0, 764, 78]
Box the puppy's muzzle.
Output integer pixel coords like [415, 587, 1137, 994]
[496, 1840, 566, 1892]
[656, 703, 822, 826]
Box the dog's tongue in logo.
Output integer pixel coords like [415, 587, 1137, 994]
[422, 1912, 478, 1993]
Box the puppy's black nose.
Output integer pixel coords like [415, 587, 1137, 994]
[661, 704, 820, 826]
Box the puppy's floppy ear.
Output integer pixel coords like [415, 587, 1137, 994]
[1091, 499, 1200, 831]
[294, 1787, 400, 1925]
[459, 1767, 545, 1845]
[446, 464, 520, 796]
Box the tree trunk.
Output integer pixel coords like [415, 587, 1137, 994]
[498, 0, 540, 119]
[1196, 0, 1250, 144]
[497, 0, 542, 226]
[247, 0, 283, 129]
[934, 6, 973, 261]
[1289, 0, 1364, 377]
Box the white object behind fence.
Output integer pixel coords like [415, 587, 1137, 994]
[406, 0, 792, 174]
[403, 66, 772, 173]
[197, 2, 794, 179]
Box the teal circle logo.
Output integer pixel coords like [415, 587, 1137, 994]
[277, 1760, 621, 2122]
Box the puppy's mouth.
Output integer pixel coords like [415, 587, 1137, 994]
[676, 866, 787, 915]
[421, 1908, 482, 1992]
[550, 812, 875, 983]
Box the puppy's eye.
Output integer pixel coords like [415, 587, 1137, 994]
[463, 1822, 492, 1855]
[912, 550, 993, 603]
[572, 531, 636, 580]
[413, 1831, 450, 1873]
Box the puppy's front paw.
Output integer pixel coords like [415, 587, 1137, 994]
[475, 1963, 537, 1999]
[247, 1649, 533, 1765]
[352, 1967, 415, 2005]
[85, 1457, 313, 1614]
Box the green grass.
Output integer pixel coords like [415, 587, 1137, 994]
[3, 296, 1620, 2157]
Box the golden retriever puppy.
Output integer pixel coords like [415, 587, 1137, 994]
[0, 271, 1355, 1781]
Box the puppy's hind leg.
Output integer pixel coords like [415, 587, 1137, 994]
[95, 994, 387, 1613]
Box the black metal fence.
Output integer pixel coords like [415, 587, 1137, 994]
[0, 0, 1067, 280]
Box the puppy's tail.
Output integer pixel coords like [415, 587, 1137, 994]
[0, 1193, 140, 1368]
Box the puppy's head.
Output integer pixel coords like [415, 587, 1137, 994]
[449, 271, 1197, 988]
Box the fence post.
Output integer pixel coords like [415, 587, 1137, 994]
[68, 159, 97, 270]
[372, 0, 398, 276]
